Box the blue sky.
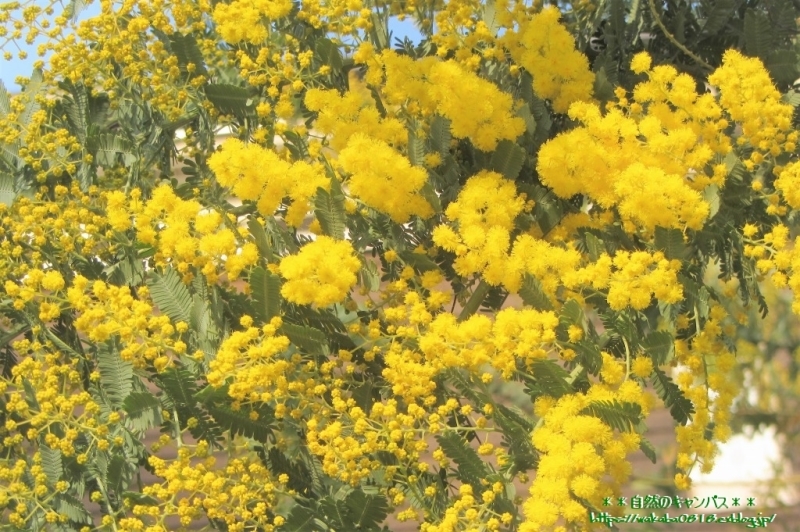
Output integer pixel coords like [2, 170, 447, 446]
[0, 0, 424, 90]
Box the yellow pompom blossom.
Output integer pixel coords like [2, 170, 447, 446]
[522, 384, 649, 531]
[774, 161, 800, 209]
[279, 236, 361, 307]
[630, 52, 652, 74]
[433, 170, 525, 286]
[708, 50, 794, 167]
[670, 309, 739, 486]
[337, 133, 434, 223]
[426, 59, 526, 151]
[502, 6, 594, 113]
[536, 52, 742, 232]
[304, 87, 407, 152]
[212, 0, 293, 44]
[378, 50, 525, 151]
[125, 184, 259, 283]
[142, 447, 281, 529]
[603, 251, 683, 311]
[614, 163, 709, 231]
[208, 138, 328, 227]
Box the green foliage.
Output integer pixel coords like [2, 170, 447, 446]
[435, 432, 492, 491]
[146, 266, 192, 325]
[249, 266, 283, 325]
[650, 367, 695, 425]
[580, 400, 642, 432]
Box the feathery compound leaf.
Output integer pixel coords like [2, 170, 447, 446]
[319, 497, 352, 530]
[40, 445, 63, 487]
[489, 140, 526, 180]
[169, 32, 208, 76]
[315, 37, 344, 71]
[407, 125, 427, 166]
[122, 392, 163, 433]
[250, 266, 282, 325]
[283, 505, 321, 532]
[697, 0, 738, 39]
[95, 133, 136, 167]
[0, 79, 10, 117]
[444, 368, 491, 405]
[744, 9, 772, 60]
[107, 453, 134, 496]
[158, 366, 198, 407]
[345, 489, 390, 531]
[640, 437, 657, 464]
[314, 184, 346, 240]
[146, 266, 192, 325]
[281, 323, 328, 355]
[435, 432, 492, 490]
[53, 493, 93, 525]
[0, 174, 16, 207]
[429, 115, 452, 157]
[265, 446, 316, 497]
[518, 274, 554, 311]
[654, 226, 688, 260]
[650, 367, 694, 425]
[641, 331, 674, 366]
[97, 344, 133, 409]
[248, 216, 274, 261]
[527, 359, 574, 398]
[494, 404, 538, 474]
[19, 68, 43, 129]
[580, 400, 642, 432]
[204, 83, 252, 118]
[207, 402, 276, 441]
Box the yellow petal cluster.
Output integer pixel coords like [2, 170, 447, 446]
[303, 87, 407, 152]
[708, 49, 795, 167]
[212, 0, 293, 45]
[278, 236, 361, 307]
[503, 6, 594, 113]
[523, 385, 648, 532]
[336, 133, 434, 223]
[208, 138, 329, 226]
[377, 51, 525, 151]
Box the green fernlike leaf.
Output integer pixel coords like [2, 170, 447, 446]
[283, 505, 322, 532]
[344, 490, 389, 531]
[429, 115, 452, 158]
[489, 140, 525, 180]
[640, 437, 657, 464]
[314, 180, 346, 240]
[650, 367, 694, 425]
[122, 392, 163, 433]
[641, 331, 674, 366]
[580, 400, 642, 432]
[97, 344, 133, 409]
[407, 125, 426, 166]
[146, 266, 192, 325]
[281, 323, 328, 355]
[518, 275, 553, 311]
[207, 402, 276, 441]
[435, 431, 491, 490]
[250, 266, 282, 325]
[697, 0, 737, 39]
[654, 226, 688, 260]
[744, 9, 772, 60]
[0, 174, 16, 207]
[528, 359, 574, 398]
[315, 37, 344, 72]
[40, 445, 64, 487]
[204, 83, 252, 118]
